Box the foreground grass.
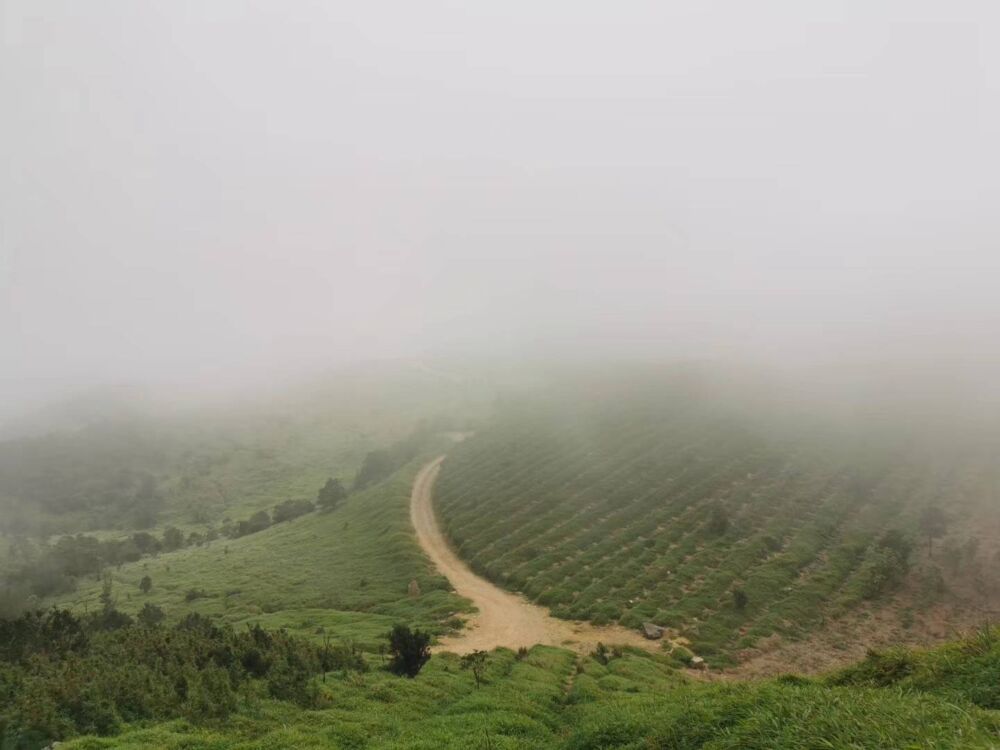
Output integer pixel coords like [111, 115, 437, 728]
[59, 644, 1000, 749]
[828, 624, 1000, 710]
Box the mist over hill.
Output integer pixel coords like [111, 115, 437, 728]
[3, 0, 1000, 747]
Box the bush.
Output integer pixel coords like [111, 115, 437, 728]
[386, 624, 431, 678]
[234, 511, 271, 538]
[272, 498, 315, 524]
[319, 640, 367, 675]
[161, 527, 185, 552]
[830, 649, 916, 687]
[317, 478, 348, 511]
[137, 603, 166, 627]
[460, 649, 488, 688]
[707, 503, 729, 535]
[353, 427, 431, 491]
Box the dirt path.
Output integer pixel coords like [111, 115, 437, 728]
[410, 456, 662, 655]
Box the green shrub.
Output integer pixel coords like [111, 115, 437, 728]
[386, 624, 431, 678]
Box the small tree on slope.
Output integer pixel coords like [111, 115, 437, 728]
[920, 505, 949, 557]
[386, 624, 431, 678]
[317, 478, 348, 511]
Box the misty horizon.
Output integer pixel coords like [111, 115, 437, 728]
[4, 1, 999, 419]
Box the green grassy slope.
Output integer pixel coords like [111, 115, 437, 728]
[828, 624, 1000, 710]
[55, 462, 470, 647]
[435, 375, 1000, 662]
[60, 639, 1000, 749]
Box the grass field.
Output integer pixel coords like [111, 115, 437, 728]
[57, 634, 1000, 749]
[55, 461, 472, 647]
[435, 374, 1000, 663]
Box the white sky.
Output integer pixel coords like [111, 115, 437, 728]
[2, 1, 999, 408]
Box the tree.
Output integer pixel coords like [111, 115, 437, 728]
[919, 505, 949, 557]
[317, 478, 347, 512]
[162, 526, 185, 552]
[353, 451, 395, 491]
[386, 624, 431, 678]
[131, 531, 161, 555]
[139, 575, 152, 594]
[272, 498, 315, 524]
[132, 474, 159, 528]
[93, 576, 133, 631]
[137, 602, 165, 627]
[707, 503, 729, 535]
[235, 510, 271, 537]
[877, 528, 913, 562]
[132, 502, 158, 530]
[461, 649, 488, 688]
[108, 538, 142, 567]
[99, 574, 115, 613]
[318, 634, 335, 681]
[591, 642, 610, 666]
[732, 588, 748, 610]
[856, 530, 915, 599]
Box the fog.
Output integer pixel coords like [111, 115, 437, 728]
[3, 1, 999, 421]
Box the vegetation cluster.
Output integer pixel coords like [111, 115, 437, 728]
[0, 605, 356, 748]
[10, 625, 1000, 749]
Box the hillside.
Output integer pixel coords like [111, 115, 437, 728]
[0, 362, 483, 538]
[435, 372, 1000, 666]
[0, 363, 487, 615]
[54, 463, 470, 646]
[4, 367, 1000, 748]
[19, 629, 1000, 749]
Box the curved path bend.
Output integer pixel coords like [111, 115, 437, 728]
[410, 455, 661, 655]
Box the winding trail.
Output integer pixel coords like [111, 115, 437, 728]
[410, 456, 661, 655]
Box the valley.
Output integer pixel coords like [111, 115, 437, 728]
[1, 366, 999, 748]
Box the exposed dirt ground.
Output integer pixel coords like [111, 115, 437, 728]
[410, 456, 663, 656]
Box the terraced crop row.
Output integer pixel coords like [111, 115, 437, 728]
[435, 386, 997, 661]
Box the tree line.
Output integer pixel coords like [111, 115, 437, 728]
[0, 598, 438, 748]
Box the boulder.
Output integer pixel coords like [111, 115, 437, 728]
[642, 622, 665, 640]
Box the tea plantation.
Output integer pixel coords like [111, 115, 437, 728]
[435, 378, 1000, 662]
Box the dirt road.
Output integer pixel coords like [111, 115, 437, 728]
[410, 456, 662, 655]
